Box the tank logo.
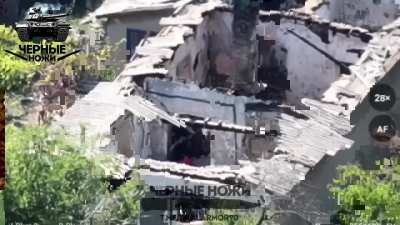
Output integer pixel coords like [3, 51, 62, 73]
[15, 7, 71, 42]
[3, 7, 79, 63]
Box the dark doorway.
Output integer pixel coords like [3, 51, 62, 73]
[261, 0, 306, 11]
[126, 28, 156, 61]
[168, 126, 211, 166]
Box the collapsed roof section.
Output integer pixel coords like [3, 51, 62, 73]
[140, 78, 353, 195]
[108, 0, 359, 197]
[117, 0, 231, 86]
[55, 82, 185, 149]
[94, 0, 192, 17]
[257, 10, 373, 105]
[258, 10, 373, 43]
[323, 18, 400, 116]
[304, 0, 400, 31]
[55, 73, 352, 198]
[58, 0, 400, 200]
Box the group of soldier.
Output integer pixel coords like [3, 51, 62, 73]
[37, 69, 77, 125]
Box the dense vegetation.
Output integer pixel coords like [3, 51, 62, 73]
[0, 25, 37, 92]
[0, 21, 139, 225]
[5, 125, 143, 225]
[0, 25, 119, 93]
[329, 160, 400, 225]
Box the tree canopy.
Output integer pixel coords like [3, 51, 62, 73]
[329, 160, 400, 225]
[0, 25, 37, 92]
[5, 125, 143, 225]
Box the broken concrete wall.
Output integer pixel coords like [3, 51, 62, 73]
[267, 18, 400, 222]
[167, 15, 211, 85]
[207, 8, 260, 92]
[144, 78, 249, 125]
[141, 119, 170, 161]
[307, 0, 400, 30]
[111, 111, 170, 160]
[117, 3, 240, 91]
[211, 130, 239, 165]
[257, 11, 371, 105]
[111, 113, 135, 158]
[244, 109, 279, 160]
[144, 78, 276, 165]
[207, 11, 235, 87]
[144, 78, 244, 165]
[323, 18, 400, 114]
[166, 8, 259, 91]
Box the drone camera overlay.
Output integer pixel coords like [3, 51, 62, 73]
[1, 0, 400, 225]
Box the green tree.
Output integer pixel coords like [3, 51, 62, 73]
[0, 25, 37, 92]
[5, 125, 143, 225]
[329, 161, 400, 225]
[5, 125, 106, 224]
[0, 25, 121, 93]
[89, 178, 144, 225]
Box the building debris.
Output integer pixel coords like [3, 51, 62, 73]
[94, 0, 188, 17]
[323, 17, 400, 115]
[304, 0, 400, 31]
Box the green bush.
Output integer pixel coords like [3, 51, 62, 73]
[5, 125, 106, 224]
[90, 178, 144, 225]
[0, 25, 37, 92]
[5, 125, 143, 225]
[329, 162, 400, 225]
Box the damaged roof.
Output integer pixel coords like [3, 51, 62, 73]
[55, 82, 185, 146]
[65, 0, 400, 200]
[94, 0, 188, 17]
[323, 17, 400, 114]
[141, 79, 353, 195]
[117, 0, 229, 80]
[110, 0, 355, 197]
[253, 99, 352, 195]
[259, 10, 373, 43]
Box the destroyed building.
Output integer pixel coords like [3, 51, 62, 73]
[89, 0, 203, 61]
[56, 0, 400, 224]
[305, 0, 400, 30]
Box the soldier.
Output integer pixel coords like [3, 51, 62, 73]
[37, 84, 50, 125]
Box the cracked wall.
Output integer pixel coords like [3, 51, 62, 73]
[166, 16, 210, 85]
[257, 12, 371, 105]
[166, 10, 242, 90]
[109, 3, 361, 218]
[306, 0, 400, 30]
[166, 9, 258, 92]
[144, 78, 249, 165]
[111, 111, 170, 160]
